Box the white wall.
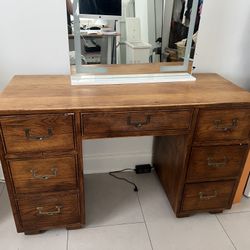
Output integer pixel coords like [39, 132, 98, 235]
[135, 0, 149, 43]
[155, 0, 163, 40]
[0, 0, 70, 89]
[194, 0, 250, 90]
[147, 0, 156, 46]
[0, 0, 250, 179]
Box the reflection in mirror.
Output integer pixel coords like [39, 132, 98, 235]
[164, 0, 203, 62]
[67, 0, 203, 72]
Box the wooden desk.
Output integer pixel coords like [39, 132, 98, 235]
[0, 74, 249, 234]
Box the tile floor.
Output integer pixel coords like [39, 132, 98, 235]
[0, 172, 250, 250]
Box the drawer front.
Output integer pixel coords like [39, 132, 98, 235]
[18, 192, 80, 230]
[195, 109, 250, 142]
[187, 145, 248, 181]
[82, 109, 193, 138]
[182, 181, 235, 212]
[9, 156, 78, 194]
[1, 114, 75, 154]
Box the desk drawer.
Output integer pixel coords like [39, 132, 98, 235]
[82, 109, 193, 138]
[187, 145, 248, 181]
[1, 114, 75, 154]
[18, 192, 80, 231]
[182, 181, 235, 212]
[9, 156, 77, 194]
[195, 109, 250, 143]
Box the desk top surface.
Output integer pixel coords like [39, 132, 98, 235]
[0, 73, 249, 114]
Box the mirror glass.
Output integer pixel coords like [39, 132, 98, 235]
[67, 0, 203, 73]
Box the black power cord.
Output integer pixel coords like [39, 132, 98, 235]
[109, 168, 138, 192]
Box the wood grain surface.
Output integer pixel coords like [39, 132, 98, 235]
[187, 145, 249, 182]
[182, 180, 236, 212]
[9, 155, 78, 194]
[82, 109, 193, 138]
[195, 108, 250, 142]
[0, 74, 249, 113]
[17, 191, 80, 231]
[0, 114, 75, 154]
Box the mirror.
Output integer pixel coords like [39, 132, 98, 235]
[67, 0, 203, 75]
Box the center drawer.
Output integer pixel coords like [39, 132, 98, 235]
[0, 114, 75, 154]
[9, 155, 78, 194]
[81, 109, 193, 138]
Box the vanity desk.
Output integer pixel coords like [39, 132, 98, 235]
[0, 73, 249, 234]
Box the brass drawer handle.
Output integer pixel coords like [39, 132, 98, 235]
[36, 206, 62, 216]
[31, 168, 57, 180]
[24, 128, 53, 141]
[127, 115, 151, 128]
[213, 118, 238, 132]
[207, 156, 228, 168]
[199, 190, 218, 200]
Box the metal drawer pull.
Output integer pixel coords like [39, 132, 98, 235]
[199, 190, 218, 200]
[207, 156, 228, 168]
[127, 115, 151, 128]
[213, 118, 238, 132]
[37, 206, 62, 216]
[31, 168, 57, 180]
[24, 128, 53, 141]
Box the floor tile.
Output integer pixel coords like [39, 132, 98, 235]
[68, 223, 152, 250]
[0, 187, 67, 250]
[85, 172, 143, 227]
[217, 212, 250, 250]
[224, 197, 250, 214]
[135, 171, 235, 250]
[2, 171, 248, 250]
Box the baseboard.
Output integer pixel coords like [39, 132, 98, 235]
[83, 151, 152, 174]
